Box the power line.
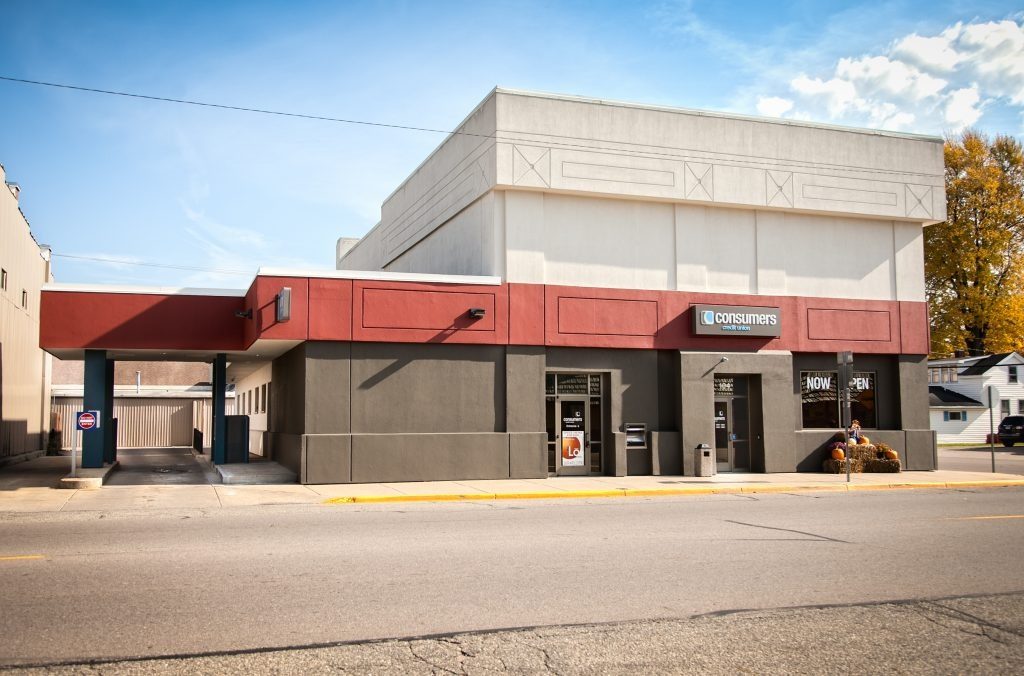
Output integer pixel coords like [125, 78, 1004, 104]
[51, 253, 254, 276]
[0, 75, 493, 139]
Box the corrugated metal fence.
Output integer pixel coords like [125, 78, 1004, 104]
[52, 397, 235, 449]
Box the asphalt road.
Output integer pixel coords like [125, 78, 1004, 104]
[2, 488, 1023, 670]
[11, 592, 1024, 674]
[939, 445, 1024, 474]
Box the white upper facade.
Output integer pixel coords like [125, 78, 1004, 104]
[339, 88, 945, 302]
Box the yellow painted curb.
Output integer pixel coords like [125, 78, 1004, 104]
[320, 478, 1024, 505]
[745, 484, 852, 493]
[945, 480, 1024, 489]
[846, 484, 896, 491]
[324, 493, 494, 504]
[0, 554, 46, 562]
[498, 490, 624, 500]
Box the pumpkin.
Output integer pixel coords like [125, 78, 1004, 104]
[860, 435, 870, 446]
[883, 448, 898, 460]
[831, 448, 846, 461]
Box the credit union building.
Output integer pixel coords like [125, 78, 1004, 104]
[40, 89, 944, 482]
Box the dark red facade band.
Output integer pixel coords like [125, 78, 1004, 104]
[40, 277, 930, 355]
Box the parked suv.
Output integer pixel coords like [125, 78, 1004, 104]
[998, 416, 1024, 447]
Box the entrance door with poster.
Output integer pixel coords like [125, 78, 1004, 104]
[546, 373, 604, 476]
[557, 399, 589, 476]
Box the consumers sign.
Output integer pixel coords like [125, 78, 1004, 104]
[693, 304, 781, 337]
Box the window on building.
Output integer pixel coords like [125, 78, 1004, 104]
[941, 368, 950, 383]
[1001, 399, 1011, 419]
[265, 385, 271, 416]
[21, 289, 27, 308]
[1010, 366, 1019, 383]
[1018, 399, 1024, 415]
[949, 367, 958, 383]
[800, 371, 877, 429]
[928, 368, 938, 384]
[1, 268, 7, 290]
[943, 411, 967, 422]
[261, 383, 268, 414]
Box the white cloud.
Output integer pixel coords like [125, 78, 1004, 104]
[835, 55, 947, 102]
[756, 96, 793, 118]
[892, 31, 962, 72]
[762, 19, 1024, 133]
[945, 86, 983, 128]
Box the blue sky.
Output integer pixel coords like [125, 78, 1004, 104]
[2, 1, 1022, 287]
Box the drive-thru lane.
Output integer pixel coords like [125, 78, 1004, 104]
[2, 488, 1023, 666]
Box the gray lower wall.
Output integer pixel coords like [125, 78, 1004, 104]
[299, 432, 548, 484]
[797, 429, 937, 471]
[271, 342, 933, 483]
[679, 352, 796, 475]
[350, 342, 505, 433]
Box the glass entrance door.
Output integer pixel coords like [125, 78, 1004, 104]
[714, 400, 729, 471]
[557, 398, 588, 476]
[714, 375, 752, 472]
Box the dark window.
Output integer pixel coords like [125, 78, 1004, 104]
[850, 372, 877, 429]
[261, 384, 268, 414]
[1009, 366, 1019, 384]
[800, 370, 876, 428]
[1001, 399, 1010, 419]
[944, 411, 966, 422]
[21, 289, 27, 308]
[801, 371, 838, 428]
[0, 268, 6, 290]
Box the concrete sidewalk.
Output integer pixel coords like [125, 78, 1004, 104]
[1, 460, 1023, 513]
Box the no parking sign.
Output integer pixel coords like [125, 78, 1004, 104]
[76, 410, 101, 431]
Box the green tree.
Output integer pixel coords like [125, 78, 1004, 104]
[926, 130, 1024, 357]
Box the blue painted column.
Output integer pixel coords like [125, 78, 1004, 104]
[81, 349, 110, 468]
[103, 358, 116, 464]
[212, 354, 227, 464]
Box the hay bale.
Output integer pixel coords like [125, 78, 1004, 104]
[823, 458, 864, 474]
[846, 444, 878, 463]
[864, 458, 901, 473]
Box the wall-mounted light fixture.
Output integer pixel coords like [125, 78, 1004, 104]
[234, 309, 253, 319]
[468, 308, 486, 319]
[276, 287, 292, 323]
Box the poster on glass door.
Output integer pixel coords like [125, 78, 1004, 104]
[561, 431, 585, 467]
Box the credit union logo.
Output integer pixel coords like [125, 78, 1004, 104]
[693, 304, 782, 338]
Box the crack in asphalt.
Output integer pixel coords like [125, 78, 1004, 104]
[407, 641, 461, 675]
[905, 603, 1009, 645]
[722, 519, 851, 543]
[515, 634, 562, 676]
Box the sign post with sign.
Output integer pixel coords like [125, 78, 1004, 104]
[837, 352, 853, 483]
[73, 410, 101, 477]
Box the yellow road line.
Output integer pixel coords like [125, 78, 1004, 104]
[949, 514, 1024, 521]
[0, 555, 46, 562]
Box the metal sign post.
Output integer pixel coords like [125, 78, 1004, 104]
[838, 351, 853, 483]
[986, 385, 998, 473]
[74, 410, 101, 475]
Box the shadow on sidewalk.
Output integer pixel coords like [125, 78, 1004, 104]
[106, 447, 217, 486]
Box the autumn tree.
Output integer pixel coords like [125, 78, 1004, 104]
[925, 131, 1024, 357]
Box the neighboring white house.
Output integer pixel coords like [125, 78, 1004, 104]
[928, 352, 1024, 444]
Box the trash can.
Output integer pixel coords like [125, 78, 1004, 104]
[694, 443, 716, 477]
